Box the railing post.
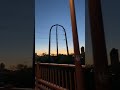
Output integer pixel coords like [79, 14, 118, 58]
[69, 0, 85, 90]
[36, 63, 41, 90]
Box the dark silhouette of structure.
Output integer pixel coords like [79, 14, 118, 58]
[110, 48, 119, 66]
[81, 46, 84, 53]
[48, 24, 69, 58]
[109, 48, 120, 76]
[80, 46, 85, 65]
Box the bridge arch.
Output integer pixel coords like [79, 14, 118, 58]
[48, 24, 69, 58]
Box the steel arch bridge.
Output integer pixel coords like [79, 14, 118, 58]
[48, 24, 69, 57]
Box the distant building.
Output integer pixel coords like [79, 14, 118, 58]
[110, 48, 119, 66]
[81, 46, 84, 53]
[80, 46, 85, 65]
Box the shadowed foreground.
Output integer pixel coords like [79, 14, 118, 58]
[0, 87, 33, 90]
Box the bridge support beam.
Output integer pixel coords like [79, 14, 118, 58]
[88, 0, 111, 90]
[69, 0, 85, 90]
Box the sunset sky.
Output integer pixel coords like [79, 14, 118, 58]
[0, 0, 119, 69]
[35, 0, 85, 55]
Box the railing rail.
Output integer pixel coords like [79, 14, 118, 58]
[35, 63, 85, 90]
[37, 63, 75, 68]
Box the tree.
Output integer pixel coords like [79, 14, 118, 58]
[16, 64, 28, 70]
[0, 62, 5, 70]
[42, 52, 47, 56]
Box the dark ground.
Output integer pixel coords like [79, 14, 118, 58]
[0, 88, 33, 90]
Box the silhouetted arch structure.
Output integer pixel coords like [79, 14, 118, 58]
[48, 24, 69, 57]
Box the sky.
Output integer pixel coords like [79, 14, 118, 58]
[86, 0, 120, 65]
[0, 0, 34, 68]
[35, 0, 85, 55]
[1, 0, 119, 68]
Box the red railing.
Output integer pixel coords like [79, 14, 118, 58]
[35, 63, 85, 90]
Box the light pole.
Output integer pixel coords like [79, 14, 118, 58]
[69, 0, 85, 90]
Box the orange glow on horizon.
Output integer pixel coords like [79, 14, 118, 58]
[36, 49, 74, 56]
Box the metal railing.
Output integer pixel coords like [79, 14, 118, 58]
[35, 63, 85, 90]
